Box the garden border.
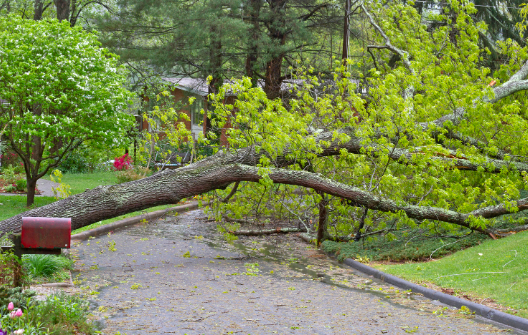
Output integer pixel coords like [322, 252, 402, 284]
[71, 201, 200, 241]
[340, 256, 528, 332]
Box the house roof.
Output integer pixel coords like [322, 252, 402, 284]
[162, 77, 366, 97]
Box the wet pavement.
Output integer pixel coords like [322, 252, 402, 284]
[70, 210, 526, 334]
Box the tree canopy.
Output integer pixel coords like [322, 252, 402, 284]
[0, 15, 133, 206]
[2, 0, 528, 245]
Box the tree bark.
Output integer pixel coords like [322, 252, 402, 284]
[34, 0, 45, 20]
[26, 177, 38, 208]
[316, 192, 328, 245]
[245, 0, 261, 87]
[231, 227, 306, 236]
[53, 0, 70, 22]
[263, 0, 287, 99]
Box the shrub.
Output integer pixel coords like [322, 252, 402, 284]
[22, 255, 72, 279]
[58, 152, 89, 174]
[116, 166, 149, 184]
[113, 153, 132, 171]
[0, 287, 36, 311]
[35, 292, 96, 334]
[3, 184, 16, 193]
[1, 164, 20, 184]
[15, 179, 26, 192]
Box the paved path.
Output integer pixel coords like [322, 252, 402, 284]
[0, 179, 58, 197]
[71, 210, 526, 334]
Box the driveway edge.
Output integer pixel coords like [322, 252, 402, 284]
[71, 201, 200, 241]
[297, 234, 528, 332]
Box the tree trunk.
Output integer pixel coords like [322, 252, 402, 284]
[341, 0, 351, 62]
[354, 207, 368, 241]
[26, 177, 37, 208]
[34, 0, 45, 20]
[4, 153, 524, 236]
[316, 192, 328, 245]
[245, 0, 261, 87]
[263, 0, 287, 100]
[264, 55, 284, 99]
[53, 0, 70, 22]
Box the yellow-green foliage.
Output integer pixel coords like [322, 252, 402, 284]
[50, 169, 72, 200]
[202, 0, 528, 238]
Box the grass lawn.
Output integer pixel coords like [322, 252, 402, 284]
[0, 195, 56, 221]
[42, 171, 118, 194]
[375, 230, 528, 318]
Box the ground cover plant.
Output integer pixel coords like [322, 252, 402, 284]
[0, 248, 96, 334]
[0, 292, 97, 334]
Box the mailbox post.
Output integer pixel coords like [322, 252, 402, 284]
[2, 217, 71, 287]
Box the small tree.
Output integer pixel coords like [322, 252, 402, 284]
[0, 15, 134, 206]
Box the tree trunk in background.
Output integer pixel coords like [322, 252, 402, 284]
[264, 0, 287, 99]
[264, 55, 284, 99]
[34, 0, 45, 20]
[53, 0, 70, 22]
[245, 0, 261, 87]
[341, 0, 351, 62]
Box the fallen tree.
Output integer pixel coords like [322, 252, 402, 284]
[2, 0, 528, 240]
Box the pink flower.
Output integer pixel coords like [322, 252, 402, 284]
[15, 309, 23, 317]
[7, 302, 14, 311]
[14, 330, 24, 335]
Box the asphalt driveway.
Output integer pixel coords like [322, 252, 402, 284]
[70, 210, 525, 334]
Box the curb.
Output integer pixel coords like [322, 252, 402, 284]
[298, 234, 528, 332]
[71, 201, 200, 241]
[340, 257, 528, 332]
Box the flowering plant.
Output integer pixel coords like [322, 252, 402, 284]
[113, 154, 132, 171]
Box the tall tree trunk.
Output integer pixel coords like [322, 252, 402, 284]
[245, 0, 261, 87]
[341, 0, 351, 62]
[53, 0, 70, 22]
[264, 55, 284, 99]
[205, 24, 223, 139]
[34, 0, 45, 20]
[264, 0, 287, 99]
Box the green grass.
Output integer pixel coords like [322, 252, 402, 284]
[0, 195, 56, 221]
[23, 254, 73, 279]
[376, 230, 528, 318]
[71, 204, 177, 234]
[42, 171, 118, 194]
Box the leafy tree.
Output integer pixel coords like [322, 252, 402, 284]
[2, 0, 528, 244]
[0, 15, 133, 206]
[0, 0, 115, 26]
[91, 0, 348, 97]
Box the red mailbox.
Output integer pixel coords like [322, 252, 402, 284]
[21, 217, 71, 249]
